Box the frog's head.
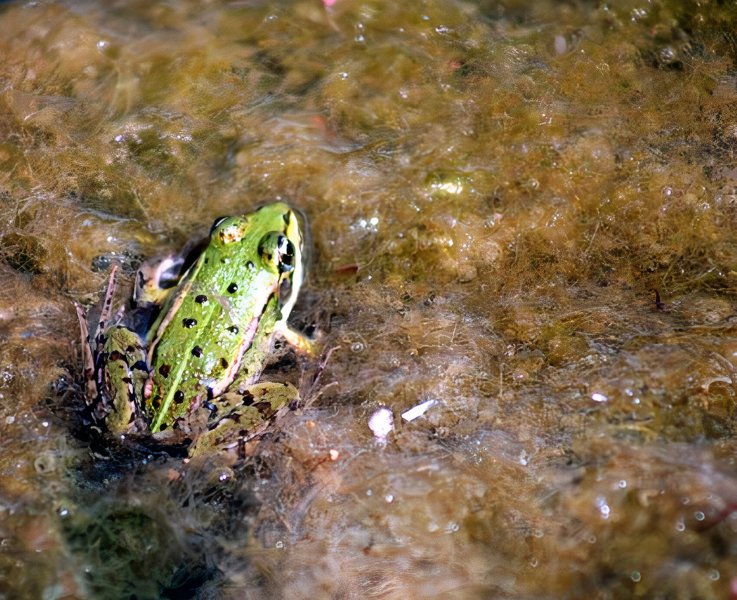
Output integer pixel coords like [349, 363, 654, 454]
[209, 202, 305, 315]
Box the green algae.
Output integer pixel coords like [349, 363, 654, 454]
[1, 0, 737, 598]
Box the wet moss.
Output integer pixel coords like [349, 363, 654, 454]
[1, 0, 737, 598]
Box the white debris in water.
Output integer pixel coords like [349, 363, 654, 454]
[591, 392, 608, 403]
[401, 399, 438, 422]
[368, 407, 394, 440]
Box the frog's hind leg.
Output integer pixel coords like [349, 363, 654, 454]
[189, 382, 298, 457]
[97, 325, 149, 433]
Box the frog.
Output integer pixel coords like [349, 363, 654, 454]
[76, 202, 314, 456]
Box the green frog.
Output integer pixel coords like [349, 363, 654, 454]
[76, 202, 314, 455]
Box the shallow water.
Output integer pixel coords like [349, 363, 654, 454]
[1, 0, 737, 598]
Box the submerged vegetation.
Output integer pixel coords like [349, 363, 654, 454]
[1, 0, 737, 598]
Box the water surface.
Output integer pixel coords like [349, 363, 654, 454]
[1, 1, 737, 598]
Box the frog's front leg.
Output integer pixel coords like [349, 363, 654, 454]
[277, 325, 318, 356]
[189, 381, 299, 457]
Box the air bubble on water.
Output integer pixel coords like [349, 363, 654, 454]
[351, 341, 365, 353]
[275, 540, 284, 549]
[529, 558, 539, 568]
[446, 522, 459, 533]
[709, 569, 720, 581]
[631, 7, 648, 21]
[694, 511, 705, 521]
[591, 392, 608, 403]
[631, 571, 641, 583]
[385, 494, 394, 503]
[662, 186, 673, 197]
[617, 480, 627, 489]
[366, 489, 373, 497]
[596, 496, 610, 519]
[675, 520, 685, 532]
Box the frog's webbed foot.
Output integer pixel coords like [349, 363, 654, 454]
[188, 382, 299, 457]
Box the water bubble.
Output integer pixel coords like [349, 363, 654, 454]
[694, 511, 705, 521]
[659, 47, 676, 63]
[591, 392, 608, 403]
[618, 480, 627, 489]
[662, 186, 673, 197]
[351, 341, 365, 353]
[631, 7, 648, 21]
[596, 496, 611, 519]
[385, 494, 394, 503]
[709, 569, 720, 581]
[675, 520, 685, 532]
[275, 540, 284, 549]
[631, 571, 641, 583]
[34, 453, 56, 474]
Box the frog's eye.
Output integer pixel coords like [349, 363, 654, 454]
[258, 232, 296, 273]
[209, 216, 230, 235]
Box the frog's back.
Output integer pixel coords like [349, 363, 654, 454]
[145, 203, 301, 432]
